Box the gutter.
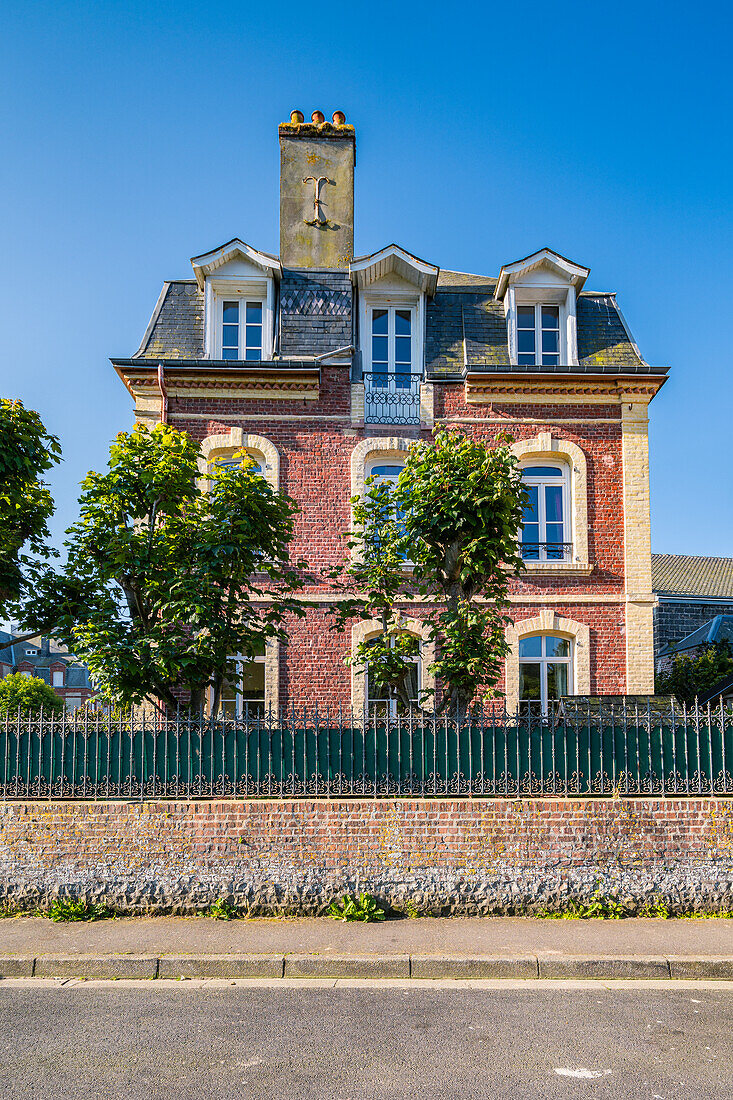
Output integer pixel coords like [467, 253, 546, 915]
[157, 363, 168, 424]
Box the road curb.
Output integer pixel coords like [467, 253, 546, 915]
[537, 954, 671, 980]
[284, 954, 411, 979]
[2, 953, 733, 981]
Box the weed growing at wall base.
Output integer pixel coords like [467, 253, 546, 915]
[47, 899, 113, 922]
[327, 894, 386, 922]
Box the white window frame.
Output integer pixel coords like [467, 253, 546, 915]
[215, 651, 267, 719]
[505, 284, 577, 366]
[52, 670, 64, 687]
[365, 634, 421, 718]
[219, 298, 265, 361]
[518, 634, 573, 715]
[520, 462, 571, 562]
[205, 277, 275, 361]
[360, 292, 425, 378]
[365, 303, 416, 378]
[516, 303, 561, 367]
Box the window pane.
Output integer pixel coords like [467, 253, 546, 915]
[372, 335, 388, 363]
[372, 309, 388, 334]
[545, 636, 570, 659]
[517, 353, 535, 366]
[246, 302, 262, 323]
[241, 660, 265, 701]
[546, 662, 568, 699]
[517, 330, 535, 354]
[222, 301, 239, 323]
[542, 329, 559, 354]
[523, 485, 538, 523]
[517, 305, 535, 328]
[395, 336, 411, 365]
[541, 353, 560, 366]
[245, 325, 262, 348]
[519, 663, 542, 699]
[245, 347, 262, 361]
[395, 310, 411, 335]
[541, 305, 559, 328]
[546, 522, 564, 544]
[222, 324, 238, 347]
[545, 485, 563, 524]
[371, 464, 403, 481]
[519, 636, 542, 659]
[522, 466, 563, 477]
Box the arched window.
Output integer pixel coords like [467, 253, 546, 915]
[365, 634, 420, 717]
[519, 634, 572, 714]
[520, 464, 570, 561]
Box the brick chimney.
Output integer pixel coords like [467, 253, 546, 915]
[279, 110, 355, 270]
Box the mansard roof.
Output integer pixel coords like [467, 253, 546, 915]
[426, 271, 650, 375]
[127, 261, 661, 376]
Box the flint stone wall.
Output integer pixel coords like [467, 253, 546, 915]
[1, 799, 732, 915]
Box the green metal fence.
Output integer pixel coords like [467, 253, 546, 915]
[1, 702, 732, 799]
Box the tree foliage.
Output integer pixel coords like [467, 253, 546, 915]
[331, 430, 527, 712]
[0, 399, 61, 610]
[17, 423, 304, 711]
[0, 672, 64, 716]
[656, 641, 733, 707]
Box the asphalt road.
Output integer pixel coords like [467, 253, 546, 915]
[0, 981, 731, 1099]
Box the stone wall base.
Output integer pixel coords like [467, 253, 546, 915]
[1, 799, 732, 916]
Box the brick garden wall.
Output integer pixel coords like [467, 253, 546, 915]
[1, 798, 731, 915]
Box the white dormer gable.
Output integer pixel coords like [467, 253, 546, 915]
[191, 240, 281, 360]
[191, 239, 281, 289]
[350, 244, 439, 295]
[495, 248, 590, 368]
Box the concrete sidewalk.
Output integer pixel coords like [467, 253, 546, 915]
[1, 916, 732, 980]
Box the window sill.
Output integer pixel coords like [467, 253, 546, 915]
[521, 561, 593, 576]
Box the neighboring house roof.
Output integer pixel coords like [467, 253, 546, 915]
[698, 671, 733, 706]
[128, 266, 661, 377]
[652, 554, 733, 599]
[658, 615, 733, 659]
[0, 631, 17, 665]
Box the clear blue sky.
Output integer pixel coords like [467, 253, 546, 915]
[1, 0, 731, 555]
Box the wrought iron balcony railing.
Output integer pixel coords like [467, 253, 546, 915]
[363, 371, 421, 425]
[520, 542, 573, 562]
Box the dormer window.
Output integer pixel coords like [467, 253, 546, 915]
[221, 300, 263, 361]
[495, 249, 590, 369]
[190, 239, 281, 363]
[517, 304, 560, 367]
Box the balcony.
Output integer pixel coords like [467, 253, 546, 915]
[520, 542, 573, 562]
[364, 371, 421, 425]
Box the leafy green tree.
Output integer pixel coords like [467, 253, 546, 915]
[18, 423, 304, 712]
[329, 475, 420, 709]
[0, 399, 61, 610]
[656, 641, 733, 707]
[331, 430, 527, 713]
[0, 672, 63, 716]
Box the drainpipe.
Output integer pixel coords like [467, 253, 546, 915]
[157, 363, 168, 424]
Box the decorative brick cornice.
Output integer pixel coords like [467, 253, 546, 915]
[464, 374, 665, 406]
[115, 363, 320, 402]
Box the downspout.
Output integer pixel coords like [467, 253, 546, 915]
[157, 363, 168, 424]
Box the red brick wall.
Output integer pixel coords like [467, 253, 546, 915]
[169, 371, 631, 705]
[1, 799, 731, 914]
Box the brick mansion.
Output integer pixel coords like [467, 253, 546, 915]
[111, 110, 667, 715]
